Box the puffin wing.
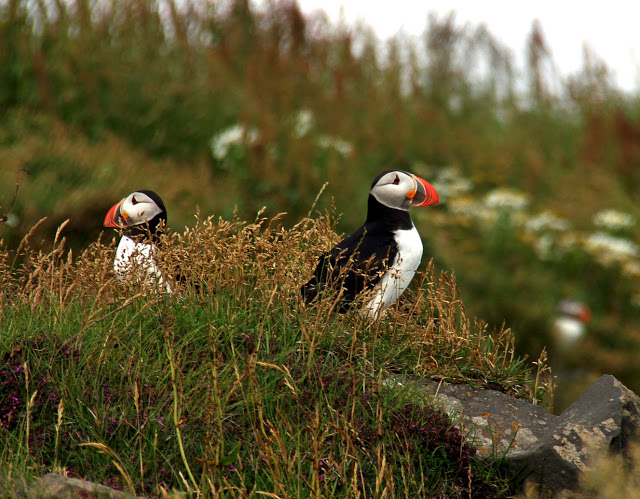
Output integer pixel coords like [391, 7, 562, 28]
[301, 223, 397, 308]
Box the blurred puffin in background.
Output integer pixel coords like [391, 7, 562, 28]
[301, 169, 439, 320]
[104, 190, 172, 293]
[552, 298, 592, 350]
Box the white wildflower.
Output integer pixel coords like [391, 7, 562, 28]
[449, 197, 482, 218]
[534, 234, 554, 260]
[582, 232, 639, 265]
[449, 196, 516, 225]
[556, 232, 578, 250]
[593, 209, 636, 231]
[437, 166, 466, 183]
[432, 167, 474, 202]
[317, 135, 354, 156]
[210, 124, 259, 160]
[525, 211, 570, 232]
[292, 109, 314, 138]
[484, 187, 529, 211]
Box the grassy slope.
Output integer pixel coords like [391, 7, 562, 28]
[0, 213, 539, 497]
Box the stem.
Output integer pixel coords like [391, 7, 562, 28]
[167, 338, 199, 494]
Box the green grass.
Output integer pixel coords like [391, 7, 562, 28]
[0, 212, 542, 497]
[2, 1, 640, 486]
[2, 0, 640, 353]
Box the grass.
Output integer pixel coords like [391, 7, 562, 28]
[3, 0, 640, 394]
[0, 211, 546, 497]
[2, 1, 640, 489]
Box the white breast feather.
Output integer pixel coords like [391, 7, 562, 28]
[114, 236, 172, 293]
[365, 226, 423, 320]
[553, 317, 585, 349]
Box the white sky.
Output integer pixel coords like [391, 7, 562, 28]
[292, 0, 640, 93]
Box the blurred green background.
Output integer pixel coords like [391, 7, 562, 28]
[2, 0, 640, 411]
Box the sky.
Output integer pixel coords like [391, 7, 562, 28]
[291, 0, 640, 93]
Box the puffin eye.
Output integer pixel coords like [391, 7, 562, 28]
[131, 196, 139, 205]
[392, 175, 400, 185]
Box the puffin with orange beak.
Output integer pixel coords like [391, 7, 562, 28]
[301, 170, 439, 320]
[104, 190, 172, 292]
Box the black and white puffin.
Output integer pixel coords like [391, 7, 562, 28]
[301, 170, 439, 320]
[104, 190, 172, 293]
[553, 298, 592, 350]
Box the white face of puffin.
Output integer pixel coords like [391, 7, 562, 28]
[104, 190, 172, 293]
[370, 170, 440, 211]
[104, 191, 164, 229]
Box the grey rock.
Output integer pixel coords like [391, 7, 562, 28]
[510, 374, 640, 495]
[413, 378, 556, 459]
[408, 374, 640, 495]
[23, 473, 140, 498]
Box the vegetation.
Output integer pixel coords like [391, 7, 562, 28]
[1, 2, 639, 396]
[1, 0, 640, 493]
[0, 213, 537, 496]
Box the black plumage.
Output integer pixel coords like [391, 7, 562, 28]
[301, 170, 427, 313]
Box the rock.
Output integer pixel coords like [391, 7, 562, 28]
[412, 378, 557, 458]
[510, 375, 640, 495]
[409, 374, 640, 495]
[23, 473, 139, 498]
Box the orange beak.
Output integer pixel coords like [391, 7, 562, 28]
[579, 307, 593, 324]
[409, 175, 439, 207]
[104, 199, 129, 228]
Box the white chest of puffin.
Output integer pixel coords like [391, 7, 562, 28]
[104, 190, 172, 293]
[553, 298, 592, 350]
[301, 170, 440, 320]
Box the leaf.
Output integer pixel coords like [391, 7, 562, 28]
[220, 441, 241, 466]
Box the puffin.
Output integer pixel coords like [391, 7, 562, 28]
[552, 298, 592, 350]
[301, 170, 439, 320]
[104, 190, 172, 293]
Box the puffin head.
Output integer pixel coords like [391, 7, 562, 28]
[104, 190, 167, 237]
[557, 298, 592, 324]
[370, 170, 439, 211]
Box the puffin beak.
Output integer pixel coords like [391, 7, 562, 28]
[580, 307, 593, 324]
[409, 175, 440, 207]
[104, 199, 129, 228]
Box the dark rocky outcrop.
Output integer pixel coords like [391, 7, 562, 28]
[409, 374, 640, 496]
